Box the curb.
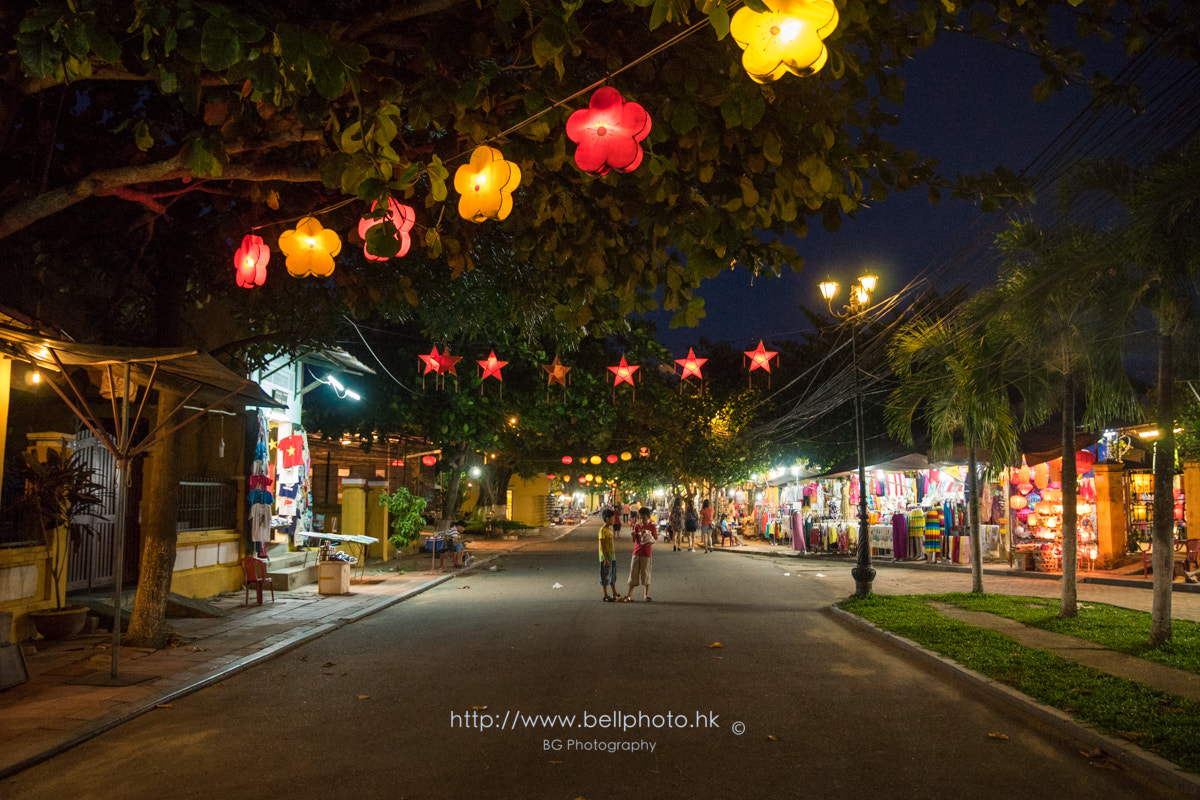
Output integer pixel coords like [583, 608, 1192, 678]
[716, 547, 1200, 592]
[827, 604, 1200, 797]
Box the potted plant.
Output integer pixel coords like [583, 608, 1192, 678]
[379, 487, 427, 555]
[14, 450, 104, 639]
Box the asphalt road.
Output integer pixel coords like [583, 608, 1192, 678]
[1, 525, 1189, 800]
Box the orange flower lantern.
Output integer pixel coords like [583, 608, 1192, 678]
[730, 0, 839, 84]
[357, 197, 415, 261]
[454, 145, 522, 222]
[565, 87, 652, 175]
[233, 234, 270, 288]
[279, 216, 342, 277]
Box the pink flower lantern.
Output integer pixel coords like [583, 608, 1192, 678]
[233, 234, 269, 288]
[357, 198, 415, 261]
[566, 87, 652, 176]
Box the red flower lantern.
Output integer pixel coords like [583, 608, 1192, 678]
[357, 197, 415, 261]
[233, 234, 270, 288]
[565, 87, 652, 176]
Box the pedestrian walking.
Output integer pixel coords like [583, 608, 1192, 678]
[598, 509, 620, 601]
[623, 507, 658, 602]
[699, 498, 714, 553]
[669, 496, 684, 551]
[683, 497, 699, 551]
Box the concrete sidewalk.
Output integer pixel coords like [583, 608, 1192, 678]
[0, 526, 574, 780]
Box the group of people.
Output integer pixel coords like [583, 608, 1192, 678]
[596, 498, 745, 603]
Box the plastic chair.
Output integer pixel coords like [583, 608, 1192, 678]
[1142, 545, 1153, 577]
[242, 556, 274, 605]
[1185, 539, 1200, 573]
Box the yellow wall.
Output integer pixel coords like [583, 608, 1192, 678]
[508, 475, 550, 527]
[169, 530, 245, 598]
[0, 545, 53, 643]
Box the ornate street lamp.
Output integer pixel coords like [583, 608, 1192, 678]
[820, 273, 878, 596]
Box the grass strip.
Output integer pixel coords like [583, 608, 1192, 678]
[925, 593, 1200, 676]
[841, 594, 1200, 774]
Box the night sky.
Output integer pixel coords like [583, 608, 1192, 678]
[645, 29, 1127, 353]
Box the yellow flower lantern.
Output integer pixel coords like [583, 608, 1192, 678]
[454, 145, 522, 222]
[730, 0, 838, 84]
[278, 216, 342, 277]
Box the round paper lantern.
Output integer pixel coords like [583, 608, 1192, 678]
[421, 455, 437, 467]
[566, 87, 652, 176]
[1009, 495, 1027, 511]
[547, 474, 556, 480]
[620, 451, 632, 461]
[1033, 462, 1050, 490]
[357, 197, 415, 261]
[585, 474, 594, 482]
[233, 234, 270, 288]
[606, 454, 618, 464]
[590, 456, 602, 465]
[1027, 513, 1040, 527]
[730, 0, 838, 84]
[454, 145, 522, 222]
[562, 456, 573, 465]
[1026, 492, 1041, 506]
[1042, 488, 1061, 502]
[561, 474, 569, 482]
[279, 216, 342, 277]
[1076, 449, 1096, 472]
[578, 476, 586, 483]
[1016, 507, 1031, 521]
[1035, 501, 1053, 515]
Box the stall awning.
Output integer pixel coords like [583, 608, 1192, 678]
[0, 324, 283, 410]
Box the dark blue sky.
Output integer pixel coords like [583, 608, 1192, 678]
[645, 31, 1106, 353]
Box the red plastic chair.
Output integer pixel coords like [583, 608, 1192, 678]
[1185, 539, 1200, 573]
[242, 556, 274, 605]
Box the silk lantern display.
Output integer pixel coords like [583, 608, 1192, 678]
[565, 87, 652, 175]
[455, 145, 521, 222]
[233, 234, 270, 288]
[279, 216, 342, 277]
[358, 198, 415, 261]
[730, 0, 839, 84]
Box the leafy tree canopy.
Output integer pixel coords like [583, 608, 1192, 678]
[2, 0, 1188, 345]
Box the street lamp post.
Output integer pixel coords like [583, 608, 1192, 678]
[819, 273, 878, 597]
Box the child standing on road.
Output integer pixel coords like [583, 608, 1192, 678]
[599, 509, 620, 602]
[623, 507, 658, 602]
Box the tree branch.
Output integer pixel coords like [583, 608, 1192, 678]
[341, 0, 477, 41]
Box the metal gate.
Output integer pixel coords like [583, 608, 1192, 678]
[66, 427, 118, 592]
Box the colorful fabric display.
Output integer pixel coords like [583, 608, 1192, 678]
[924, 509, 942, 554]
[891, 512, 908, 557]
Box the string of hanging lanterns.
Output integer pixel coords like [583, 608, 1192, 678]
[228, 0, 836, 287]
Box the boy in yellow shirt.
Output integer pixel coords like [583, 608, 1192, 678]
[599, 509, 620, 601]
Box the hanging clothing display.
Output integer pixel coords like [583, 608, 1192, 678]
[248, 412, 274, 557]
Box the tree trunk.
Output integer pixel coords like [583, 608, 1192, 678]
[1059, 373, 1078, 618]
[1150, 331, 1175, 645]
[967, 445, 984, 594]
[123, 389, 182, 648]
[440, 444, 467, 524]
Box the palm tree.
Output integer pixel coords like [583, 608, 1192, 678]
[991, 220, 1138, 618]
[1058, 139, 1200, 642]
[886, 304, 1021, 593]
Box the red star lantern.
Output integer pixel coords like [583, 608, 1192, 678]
[233, 234, 270, 288]
[478, 351, 507, 381]
[676, 348, 707, 389]
[544, 356, 571, 401]
[418, 347, 461, 390]
[608, 356, 639, 386]
[358, 197, 415, 261]
[565, 87, 652, 176]
[477, 350, 508, 398]
[745, 340, 779, 387]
